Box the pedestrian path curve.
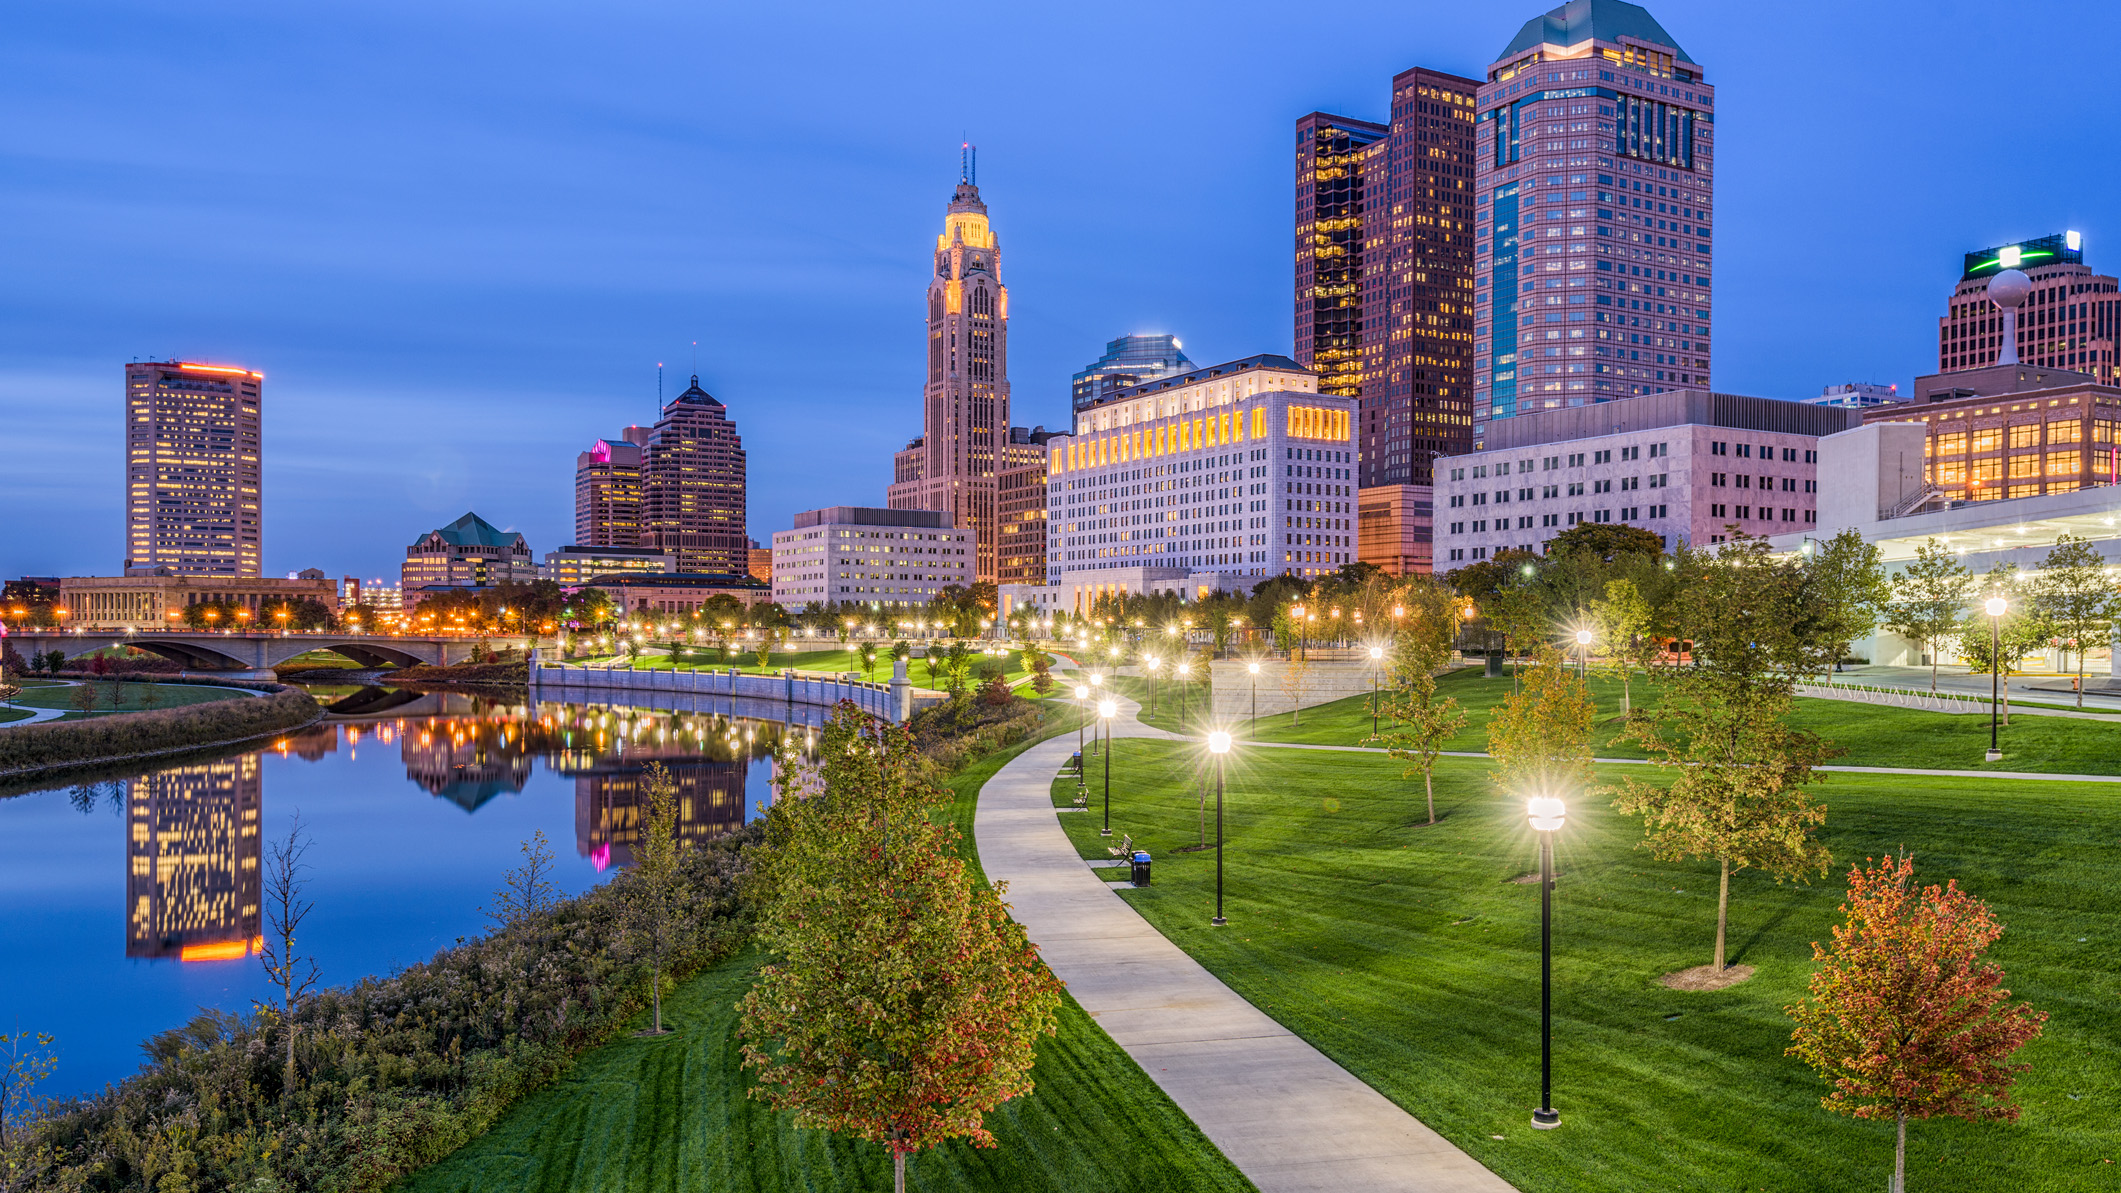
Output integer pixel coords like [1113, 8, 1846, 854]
[976, 695, 1516, 1193]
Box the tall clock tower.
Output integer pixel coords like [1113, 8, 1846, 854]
[888, 147, 1010, 584]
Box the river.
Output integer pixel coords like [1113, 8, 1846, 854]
[0, 685, 806, 1098]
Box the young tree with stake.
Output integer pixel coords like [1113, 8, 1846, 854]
[2031, 533, 2120, 707]
[627, 762, 681, 1034]
[1374, 577, 1468, 824]
[1787, 854, 2045, 1193]
[1590, 577, 1656, 714]
[1881, 539, 1974, 692]
[256, 815, 322, 1091]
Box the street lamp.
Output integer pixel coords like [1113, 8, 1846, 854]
[1143, 655, 1160, 715]
[1527, 795, 1566, 1131]
[1075, 683, 1091, 790]
[1098, 698, 1118, 837]
[1368, 644, 1385, 737]
[1246, 660, 1261, 734]
[1176, 661, 1192, 729]
[1575, 628, 1593, 679]
[1985, 596, 2007, 761]
[1208, 730, 1232, 926]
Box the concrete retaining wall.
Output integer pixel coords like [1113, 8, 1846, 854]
[1207, 659, 1391, 722]
[532, 661, 908, 722]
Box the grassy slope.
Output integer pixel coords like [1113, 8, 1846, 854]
[14, 680, 252, 720]
[398, 706, 1252, 1193]
[1054, 742, 2117, 1193]
[1127, 669, 2121, 776]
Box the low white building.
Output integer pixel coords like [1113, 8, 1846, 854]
[771, 507, 973, 611]
[542, 544, 675, 586]
[1036, 353, 1356, 614]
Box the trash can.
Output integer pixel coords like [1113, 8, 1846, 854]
[1071, 750, 1084, 777]
[1130, 851, 1152, 887]
[1484, 650, 1505, 678]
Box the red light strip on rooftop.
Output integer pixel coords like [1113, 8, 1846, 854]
[177, 363, 263, 377]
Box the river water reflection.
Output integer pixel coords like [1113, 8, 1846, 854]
[0, 687, 805, 1097]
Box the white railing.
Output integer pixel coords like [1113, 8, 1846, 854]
[1796, 682, 1987, 715]
[530, 661, 904, 721]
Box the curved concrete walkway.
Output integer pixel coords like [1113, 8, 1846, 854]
[976, 696, 1515, 1193]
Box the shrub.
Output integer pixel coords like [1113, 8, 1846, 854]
[0, 685, 320, 776]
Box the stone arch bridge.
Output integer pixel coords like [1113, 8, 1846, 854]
[14, 631, 525, 673]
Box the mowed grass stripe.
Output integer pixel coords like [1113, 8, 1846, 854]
[1054, 741, 2117, 1192]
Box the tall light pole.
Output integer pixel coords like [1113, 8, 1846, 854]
[1088, 672, 1104, 754]
[1575, 628, 1592, 680]
[1246, 661, 1260, 736]
[1075, 683, 1091, 794]
[1208, 731, 1232, 926]
[1144, 655, 1160, 716]
[1176, 662, 1191, 730]
[1985, 597, 2007, 761]
[1368, 644, 1385, 737]
[1527, 795, 1566, 1130]
[1098, 698, 1118, 837]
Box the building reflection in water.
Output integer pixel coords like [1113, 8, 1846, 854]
[400, 717, 535, 811]
[125, 756, 262, 962]
[573, 755, 750, 870]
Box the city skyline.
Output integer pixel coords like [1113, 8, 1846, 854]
[3, 0, 2115, 581]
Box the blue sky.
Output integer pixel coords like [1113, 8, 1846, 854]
[2, 0, 2112, 580]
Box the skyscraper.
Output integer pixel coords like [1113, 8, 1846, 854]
[1295, 66, 1479, 490]
[1472, 0, 1714, 441]
[1936, 232, 2116, 383]
[124, 361, 263, 576]
[887, 147, 1010, 584]
[1071, 334, 1195, 413]
[642, 377, 749, 574]
[574, 436, 645, 548]
[126, 756, 262, 961]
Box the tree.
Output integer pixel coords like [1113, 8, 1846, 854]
[860, 641, 880, 681]
[1377, 675, 1467, 826]
[1786, 854, 2046, 1193]
[739, 706, 1063, 1193]
[2030, 533, 2120, 708]
[1590, 577, 1654, 714]
[0, 1028, 59, 1185]
[628, 763, 681, 1034]
[67, 683, 96, 719]
[1612, 536, 1834, 973]
[137, 681, 161, 712]
[1486, 647, 1594, 802]
[256, 815, 322, 1091]
[1956, 565, 2047, 727]
[1545, 521, 1665, 564]
[488, 829, 559, 930]
[1276, 650, 1314, 724]
[1791, 528, 1889, 680]
[754, 637, 773, 670]
[1881, 540, 1974, 691]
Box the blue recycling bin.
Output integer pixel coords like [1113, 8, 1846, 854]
[1130, 851, 1152, 887]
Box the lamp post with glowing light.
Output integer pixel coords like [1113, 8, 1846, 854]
[1575, 628, 1592, 679]
[1074, 683, 1091, 794]
[1527, 795, 1566, 1130]
[1176, 661, 1192, 730]
[1246, 660, 1261, 734]
[1208, 730, 1232, 926]
[1098, 698, 1117, 837]
[1088, 672, 1104, 754]
[1368, 645, 1385, 737]
[1985, 596, 2007, 761]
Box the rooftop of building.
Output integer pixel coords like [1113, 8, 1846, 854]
[550, 545, 671, 557]
[791, 506, 952, 530]
[670, 375, 723, 408]
[1499, 0, 1690, 62]
[1081, 353, 1312, 411]
[1961, 232, 2086, 282]
[1465, 388, 1860, 453]
[1007, 425, 1060, 445]
[1896, 364, 2107, 410]
[418, 512, 524, 549]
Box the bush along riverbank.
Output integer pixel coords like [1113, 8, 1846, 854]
[0, 683, 321, 780]
[18, 694, 1068, 1193]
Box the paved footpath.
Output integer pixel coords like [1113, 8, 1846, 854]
[976, 696, 1516, 1193]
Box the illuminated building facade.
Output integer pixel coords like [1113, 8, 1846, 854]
[1042, 354, 1357, 610]
[642, 378, 749, 574]
[574, 436, 647, 548]
[1071, 335, 1195, 413]
[770, 507, 972, 609]
[1936, 233, 2116, 383]
[59, 570, 337, 630]
[541, 545, 675, 585]
[1866, 366, 2121, 503]
[124, 361, 263, 577]
[401, 511, 538, 597]
[1296, 67, 1479, 492]
[998, 425, 1059, 585]
[125, 757, 262, 961]
[1473, 0, 1715, 437]
[887, 148, 1010, 583]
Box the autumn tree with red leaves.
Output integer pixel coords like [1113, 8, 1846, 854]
[1786, 854, 2046, 1193]
[738, 703, 1063, 1193]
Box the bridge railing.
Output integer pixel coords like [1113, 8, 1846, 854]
[531, 660, 904, 722]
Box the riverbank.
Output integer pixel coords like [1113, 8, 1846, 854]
[0, 681, 322, 784]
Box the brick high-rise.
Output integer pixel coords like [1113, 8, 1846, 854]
[888, 147, 1010, 583]
[124, 361, 263, 576]
[1295, 67, 1479, 490]
[1935, 232, 2116, 383]
[1472, 0, 1715, 441]
[642, 377, 749, 575]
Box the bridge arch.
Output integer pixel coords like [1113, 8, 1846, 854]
[61, 639, 254, 671]
[276, 641, 431, 669]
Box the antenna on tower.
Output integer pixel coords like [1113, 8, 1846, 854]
[657, 362, 664, 404]
[961, 137, 976, 186]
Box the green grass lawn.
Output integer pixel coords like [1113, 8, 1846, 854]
[0, 707, 32, 723]
[1124, 669, 2121, 776]
[275, 650, 373, 668]
[396, 702, 1250, 1193]
[13, 680, 253, 720]
[1051, 741, 2117, 1193]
